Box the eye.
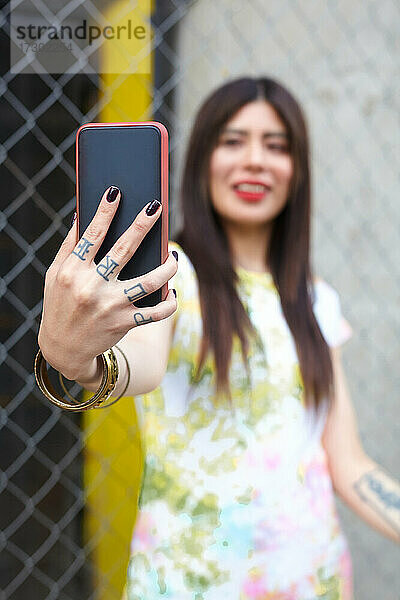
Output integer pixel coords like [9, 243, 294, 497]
[268, 144, 289, 153]
[221, 138, 241, 146]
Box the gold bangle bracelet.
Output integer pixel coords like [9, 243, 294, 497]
[57, 344, 131, 410]
[34, 348, 118, 411]
[94, 344, 131, 409]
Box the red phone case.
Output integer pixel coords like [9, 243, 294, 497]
[75, 121, 169, 308]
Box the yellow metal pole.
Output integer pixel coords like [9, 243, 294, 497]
[82, 1, 154, 598]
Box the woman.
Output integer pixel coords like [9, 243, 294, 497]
[38, 77, 399, 599]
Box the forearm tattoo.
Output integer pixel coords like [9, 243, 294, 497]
[124, 283, 147, 302]
[353, 466, 400, 534]
[96, 256, 119, 281]
[133, 312, 153, 326]
[72, 237, 94, 260]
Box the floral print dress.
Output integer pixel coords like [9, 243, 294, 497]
[125, 241, 354, 600]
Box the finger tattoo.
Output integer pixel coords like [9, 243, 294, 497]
[96, 256, 119, 281]
[72, 237, 94, 261]
[134, 312, 153, 326]
[124, 282, 147, 302]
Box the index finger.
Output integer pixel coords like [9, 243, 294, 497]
[99, 198, 163, 280]
[70, 185, 121, 265]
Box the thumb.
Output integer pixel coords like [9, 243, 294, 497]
[51, 212, 79, 269]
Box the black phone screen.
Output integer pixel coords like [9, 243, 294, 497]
[77, 124, 164, 307]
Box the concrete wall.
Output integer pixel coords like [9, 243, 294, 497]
[172, 1, 400, 597]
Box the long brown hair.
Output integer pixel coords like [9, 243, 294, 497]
[175, 76, 334, 411]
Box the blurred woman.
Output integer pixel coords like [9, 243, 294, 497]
[38, 76, 400, 600]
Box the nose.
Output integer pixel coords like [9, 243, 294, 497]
[243, 141, 265, 169]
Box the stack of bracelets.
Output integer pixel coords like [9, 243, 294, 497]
[34, 345, 130, 411]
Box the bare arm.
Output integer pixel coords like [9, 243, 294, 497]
[322, 345, 400, 544]
[76, 312, 177, 396]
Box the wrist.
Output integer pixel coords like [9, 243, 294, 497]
[74, 356, 104, 389]
[38, 338, 101, 385]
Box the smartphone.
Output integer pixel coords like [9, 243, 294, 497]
[75, 121, 169, 308]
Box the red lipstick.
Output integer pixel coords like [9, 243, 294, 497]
[232, 180, 271, 203]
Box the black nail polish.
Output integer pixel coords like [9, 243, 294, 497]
[172, 250, 178, 262]
[146, 199, 161, 216]
[71, 211, 77, 226]
[107, 186, 120, 202]
[172, 288, 177, 297]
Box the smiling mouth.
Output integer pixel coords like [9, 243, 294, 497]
[234, 183, 271, 192]
[232, 183, 271, 202]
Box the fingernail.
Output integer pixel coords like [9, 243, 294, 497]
[146, 199, 161, 216]
[172, 288, 177, 297]
[172, 250, 178, 262]
[71, 211, 77, 226]
[107, 186, 120, 202]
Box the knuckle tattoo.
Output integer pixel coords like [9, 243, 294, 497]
[133, 311, 153, 327]
[124, 282, 147, 302]
[96, 255, 119, 281]
[72, 237, 94, 261]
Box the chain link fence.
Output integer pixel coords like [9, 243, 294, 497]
[1, 0, 399, 598]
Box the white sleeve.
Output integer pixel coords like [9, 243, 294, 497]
[312, 280, 353, 348]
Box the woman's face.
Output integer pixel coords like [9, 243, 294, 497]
[209, 100, 293, 230]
